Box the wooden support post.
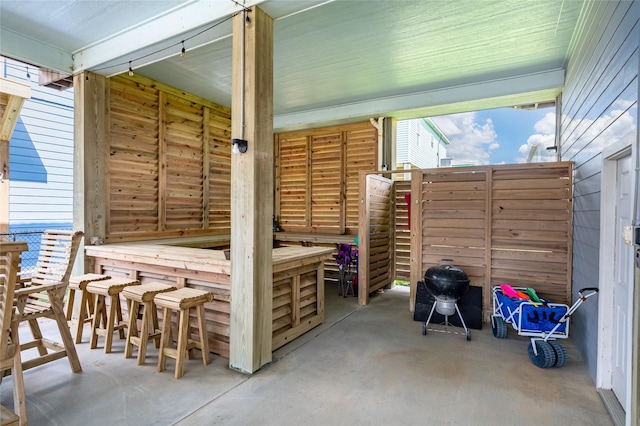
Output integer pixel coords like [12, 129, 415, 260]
[229, 6, 274, 374]
[409, 170, 422, 312]
[73, 72, 108, 273]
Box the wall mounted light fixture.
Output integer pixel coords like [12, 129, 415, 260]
[232, 138, 248, 154]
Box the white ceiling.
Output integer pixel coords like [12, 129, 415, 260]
[0, 0, 587, 131]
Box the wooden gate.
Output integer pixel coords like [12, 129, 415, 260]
[358, 173, 394, 303]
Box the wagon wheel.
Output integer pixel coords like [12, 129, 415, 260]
[422, 322, 427, 336]
[549, 341, 568, 367]
[528, 341, 556, 368]
[492, 317, 507, 339]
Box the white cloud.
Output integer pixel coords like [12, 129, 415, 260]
[515, 112, 556, 163]
[431, 112, 498, 165]
[534, 112, 556, 134]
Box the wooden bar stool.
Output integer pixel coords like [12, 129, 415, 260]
[66, 273, 111, 344]
[123, 282, 177, 365]
[86, 277, 140, 353]
[154, 287, 213, 379]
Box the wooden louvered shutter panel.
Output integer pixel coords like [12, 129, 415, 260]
[207, 108, 231, 233]
[310, 133, 343, 233]
[163, 93, 205, 230]
[108, 76, 160, 233]
[277, 135, 309, 231]
[345, 124, 377, 234]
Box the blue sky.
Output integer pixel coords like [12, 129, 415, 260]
[430, 106, 556, 165]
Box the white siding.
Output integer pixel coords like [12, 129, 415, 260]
[397, 118, 448, 169]
[561, 1, 639, 382]
[3, 57, 74, 232]
[396, 120, 410, 163]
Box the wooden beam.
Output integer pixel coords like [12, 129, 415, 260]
[229, 6, 274, 374]
[0, 78, 30, 99]
[73, 72, 108, 272]
[0, 95, 26, 142]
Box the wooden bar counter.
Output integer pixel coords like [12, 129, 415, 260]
[84, 243, 334, 358]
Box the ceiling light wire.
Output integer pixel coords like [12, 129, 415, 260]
[91, 1, 251, 74]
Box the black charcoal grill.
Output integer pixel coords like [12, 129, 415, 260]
[421, 259, 471, 340]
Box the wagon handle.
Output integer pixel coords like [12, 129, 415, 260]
[553, 287, 599, 325]
[578, 287, 599, 301]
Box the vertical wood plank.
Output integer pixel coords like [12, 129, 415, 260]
[202, 107, 211, 228]
[292, 275, 300, 327]
[229, 5, 274, 374]
[274, 135, 281, 224]
[74, 71, 108, 272]
[305, 136, 312, 228]
[565, 163, 574, 302]
[316, 264, 325, 321]
[158, 91, 167, 232]
[357, 171, 370, 305]
[484, 168, 493, 319]
[409, 170, 422, 312]
[340, 131, 347, 234]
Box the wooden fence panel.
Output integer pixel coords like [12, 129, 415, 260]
[108, 76, 160, 234]
[421, 168, 488, 293]
[404, 162, 573, 317]
[106, 74, 231, 240]
[490, 164, 573, 305]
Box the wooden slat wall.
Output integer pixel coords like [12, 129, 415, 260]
[207, 110, 232, 231]
[394, 179, 411, 281]
[311, 133, 343, 233]
[358, 173, 394, 301]
[369, 177, 393, 291]
[108, 76, 160, 234]
[275, 121, 377, 234]
[276, 134, 309, 230]
[421, 167, 488, 290]
[345, 125, 378, 234]
[164, 93, 204, 230]
[490, 165, 572, 303]
[107, 74, 231, 240]
[413, 162, 573, 317]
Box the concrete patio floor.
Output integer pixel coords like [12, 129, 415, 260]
[2, 284, 612, 425]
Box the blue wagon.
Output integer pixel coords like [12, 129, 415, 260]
[491, 285, 598, 368]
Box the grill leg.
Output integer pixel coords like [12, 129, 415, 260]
[454, 302, 471, 340]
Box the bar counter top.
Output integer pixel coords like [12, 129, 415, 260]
[84, 244, 334, 274]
